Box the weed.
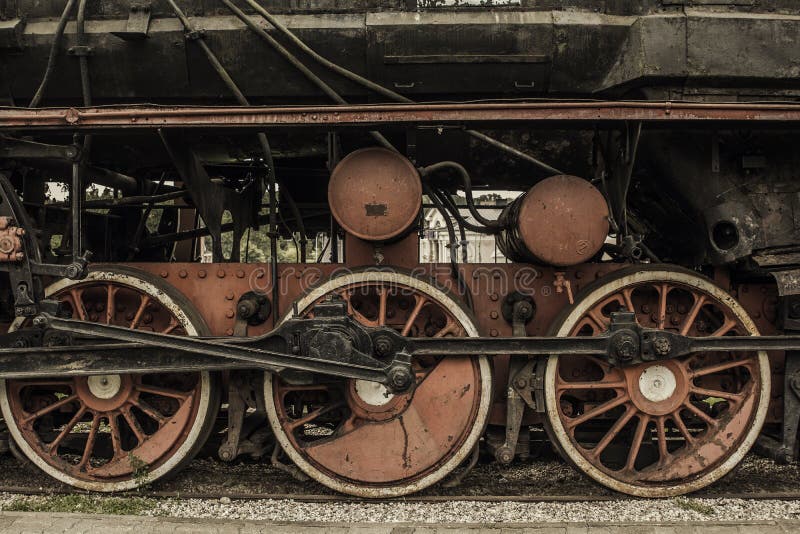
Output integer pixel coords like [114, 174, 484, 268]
[673, 497, 715, 516]
[3, 494, 154, 516]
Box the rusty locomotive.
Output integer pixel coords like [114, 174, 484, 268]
[0, 0, 800, 498]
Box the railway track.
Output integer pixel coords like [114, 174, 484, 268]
[1, 485, 800, 503]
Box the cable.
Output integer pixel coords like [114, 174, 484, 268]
[221, 0, 395, 152]
[242, 0, 561, 173]
[424, 184, 472, 309]
[419, 161, 502, 230]
[29, 0, 78, 107]
[434, 188, 468, 263]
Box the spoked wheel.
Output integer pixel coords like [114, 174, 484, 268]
[544, 265, 770, 497]
[265, 271, 492, 498]
[0, 267, 219, 491]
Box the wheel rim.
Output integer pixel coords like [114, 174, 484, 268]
[544, 267, 770, 497]
[265, 271, 492, 498]
[1, 270, 215, 492]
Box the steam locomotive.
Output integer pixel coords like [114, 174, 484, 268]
[1, 0, 800, 498]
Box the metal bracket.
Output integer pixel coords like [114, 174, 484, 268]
[0, 136, 80, 161]
[111, 2, 152, 41]
[67, 46, 94, 57]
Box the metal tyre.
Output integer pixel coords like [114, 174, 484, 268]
[1, 266, 219, 491]
[544, 265, 770, 497]
[265, 270, 492, 498]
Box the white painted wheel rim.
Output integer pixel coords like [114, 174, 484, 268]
[544, 268, 771, 497]
[264, 270, 493, 498]
[1, 270, 213, 492]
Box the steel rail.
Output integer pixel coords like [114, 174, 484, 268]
[1, 482, 800, 503]
[4, 101, 800, 130]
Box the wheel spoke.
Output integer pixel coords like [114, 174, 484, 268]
[690, 357, 753, 378]
[22, 394, 79, 424]
[377, 286, 387, 326]
[48, 406, 87, 453]
[130, 398, 166, 426]
[162, 319, 179, 335]
[106, 284, 117, 325]
[657, 283, 670, 330]
[671, 410, 694, 445]
[680, 294, 707, 335]
[683, 400, 718, 427]
[78, 415, 100, 469]
[287, 401, 346, 430]
[691, 386, 745, 402]
[625, 414, 649, 471]
[401, 295, 428, 336]
[565, 394, 630, 429]
[711, 317, 738, 337]
[137, 384, 191, 401]
[129, 295, 151, 330]
[109, 415, 123, 459]
[621, 288, 635, 313]
[69, 289, 88, 321]
[589, 404, 636, 459]
[655, 416, 670, 463]
[433, 317, 460, 338]
[122, 407, 146, 444]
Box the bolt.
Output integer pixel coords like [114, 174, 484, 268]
[490, 329, 499, 337]
[389, 367, 413, 392]
[198, 270, 207, 279]
[490, 311, 499, 319]
[32, 316, 47, 329]
[514, 377, 527, 390]
[236, 270, 245, 279]
[495, 446, 514, 465]
[226, 309, 235, 319]
[217, 270, 226, 279]
[613, 333, 637, 361]
[160, 271, 168, 278]
[373, 335, 393, 358]
[490, 294, 499, 302]
[225, 292, 235, 301]
[179, 270, 188, 279]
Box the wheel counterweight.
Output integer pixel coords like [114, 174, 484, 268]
[0, 267, 219, 492]
[265, 271, 492, 498]
[544, 266, 771, 497]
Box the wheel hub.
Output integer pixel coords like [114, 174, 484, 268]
[87, 374, 122, 400]
[353, 379, 394, 407]
[637, 365, 676, 403]
[76, 374, 134, 411]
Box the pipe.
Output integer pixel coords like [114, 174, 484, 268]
[434, 188, 468, 263]
[29, 0, 78, 107]
[243, 0, 561, 173]
[220, 0, 395, 151]
[419, 161, 502, 230]
[277, 183, 308, 262]
[424, 184, 472, 308]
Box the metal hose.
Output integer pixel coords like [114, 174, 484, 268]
[419, 161, 502, 230]
[29, 0, 78, 107]
[241, 0, 562, 174]
[220, 0, 395, 151]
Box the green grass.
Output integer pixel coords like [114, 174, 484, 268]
[673, 497, 716, 516]
[2, 494, 157, 516]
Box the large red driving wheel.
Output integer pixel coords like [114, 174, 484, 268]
[265, 271, 492, 498]
[544, 266, 770, 497]
[0, 267, 219, 491]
